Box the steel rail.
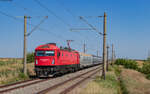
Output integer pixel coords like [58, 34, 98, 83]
[60, 69, 100, 94]
[37, 66, 101, 94]
[0, 78, 51, 93]
[0, 79, 37, 88]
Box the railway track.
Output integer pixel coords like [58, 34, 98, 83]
[0, 78, 50, 93]
[60, 69, 100, 94]
[0, 65, 101, 94]
[37, 66, 101, 94]
[0, 79, 36, 88]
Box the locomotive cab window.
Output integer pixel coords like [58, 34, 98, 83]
[45, 51, 55, 56]
[36, 51, 55, 56]
[36, 51, 45, 56]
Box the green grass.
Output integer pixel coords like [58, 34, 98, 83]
[114, 66, 129, 94]
[95, 75, 118, 89]
[80, 71, 119, 94]
[94, 72, 119, 94]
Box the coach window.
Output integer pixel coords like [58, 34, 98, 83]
[62, 52, 63, 56]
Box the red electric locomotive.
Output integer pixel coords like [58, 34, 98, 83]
[35, 43, 80, 77]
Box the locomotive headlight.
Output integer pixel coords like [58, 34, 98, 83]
[36, 60, 38, 64]
[52, 59, 55, 64]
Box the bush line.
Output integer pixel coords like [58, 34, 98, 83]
[115, 58, 150, 80]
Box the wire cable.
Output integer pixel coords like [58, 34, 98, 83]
[27, 16, 48, 36]
[0, 10, 66, 40]
[34, 0, 71, 27]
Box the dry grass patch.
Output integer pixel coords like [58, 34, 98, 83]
[0, 61, 35, 85]
[80, 81, 102, 94]
[136, 60, 144, 68]
[80, 71, 119, 94]
[27, 63, 35, 76]
[121, 68, 150, 94]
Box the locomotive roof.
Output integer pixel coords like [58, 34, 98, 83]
[35, 43, 78, 53]
[35, 43, 59, 50]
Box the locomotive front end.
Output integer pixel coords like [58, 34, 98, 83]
[34, 43, 59, 77]
[35, 50, 55, 66]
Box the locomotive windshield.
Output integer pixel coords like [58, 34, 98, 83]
[36, 51, 55, 56]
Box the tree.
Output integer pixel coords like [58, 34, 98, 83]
[27, 52, 34, 63]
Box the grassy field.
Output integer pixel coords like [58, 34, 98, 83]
[80, 64, 150, 94]
[80, 67, 119, 94]
[1, 58, 150, 94]
[0, 59, 35, 85]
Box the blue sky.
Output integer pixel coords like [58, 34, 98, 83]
[0, 0, 150, 59]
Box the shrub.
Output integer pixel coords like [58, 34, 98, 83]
[146, 74, 150, 80]
[27, 52, 34, 63]
[115, 59, 138, 70]
[18, 73, 29, 80]
[115, 59, 126, 65]
[124, 60, 138, 70]
[0, 61, 9, 66]
[140, 63, 150, 75]
[146, 57, 150, 63]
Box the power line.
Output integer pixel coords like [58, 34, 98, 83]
[56, 0, 76, 19]
[0, 8, 98, 54]
[4, 1, 102, 52]
[33, 0, 93, 47]
[11, 2, 31, 12]
[0, 10, 66, 40]
[27, 16, 48, 36]
[11, 0, 94, 47]
[80, 16, 103, 35]
[10, 2, 47, 18]
[7, 2, 72, 39]
[10, 0, 87, 41]
[34, 0, 71, 27]
[0, 10, 85, 49]
[0, 10, 20, 21]
[78, 16, 103, 40]
[55, 1, 93, 40]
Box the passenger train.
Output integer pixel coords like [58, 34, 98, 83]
[34, 43, 101, 77]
